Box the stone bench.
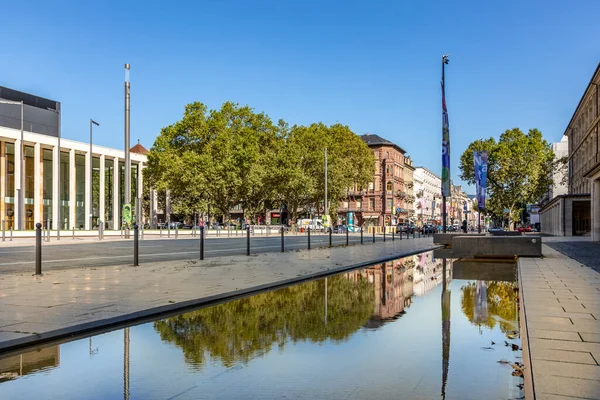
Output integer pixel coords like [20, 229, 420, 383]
[452, 236, 542, 258]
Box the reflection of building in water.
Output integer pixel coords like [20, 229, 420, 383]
[345, 255, 415, 328]
[0, 346, 60, 382]
[413, 253, 452, 296]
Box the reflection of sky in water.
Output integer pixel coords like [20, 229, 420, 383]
[0, 256, 522, 400]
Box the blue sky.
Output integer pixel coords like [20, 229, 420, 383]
[2, 0, 599, 193]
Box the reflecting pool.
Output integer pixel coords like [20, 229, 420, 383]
[0, 252, 523, 399]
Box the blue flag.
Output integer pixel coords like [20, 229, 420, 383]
[473, 151, 488, 210]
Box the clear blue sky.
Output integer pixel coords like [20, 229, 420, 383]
[2, 0, 599, 193]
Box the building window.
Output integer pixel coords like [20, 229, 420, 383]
[43, 149, 53, 226]
[60, 152, 70, 230]
[92, 157, 100, 228]
[105, 162, 113, 228]
[75, 154, 85, 229]
[386, 165, 392, 175]
[356, 199, 362, 209]
[369, 198, 375, 210]
[386, 198, 393, 211]
[5, 143, 15, 229]
[386, 181, 393, 192]
[385, 151, 389, 159]
[368, 181, 374, 191]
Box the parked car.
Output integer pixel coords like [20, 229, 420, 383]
[332, 225, 347, 233]
[420, 224, 435, 234]
[396, 224, 415, 234]
[518, 226, 533, 233]
[347, 224, 362, 232]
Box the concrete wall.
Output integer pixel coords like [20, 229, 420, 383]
[452, 236, 542, 258]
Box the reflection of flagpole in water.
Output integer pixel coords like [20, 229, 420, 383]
[324, 277, 328, 326]
[124, 328, 130, 400]
[441, 258, 451, 400]
[381, 263, 386, 306]
[474, 281, 488, 324]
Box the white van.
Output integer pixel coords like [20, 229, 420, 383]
[296, 218, 324, 231]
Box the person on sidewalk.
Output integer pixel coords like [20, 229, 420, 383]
[462, 219, 467, 233]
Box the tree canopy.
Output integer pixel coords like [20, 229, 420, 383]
[144, 102, 374, 224]
[458, 128, 555, 226]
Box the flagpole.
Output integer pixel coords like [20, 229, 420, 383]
[441, 54, 450, 233]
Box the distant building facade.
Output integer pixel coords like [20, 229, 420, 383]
[540, 63, 599, 239]
[414, 166, 442, 225]
[0, 86, 148, 231]
[340, 133, 412, 228]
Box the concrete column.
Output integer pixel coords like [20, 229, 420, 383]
[34, 142, 41, 224]
[0, 142, 5, 224]
[99, 155, 105, 227]
[113, 157, 119, 230]
[84, 150, 91, 230]
[69, 149, 75, 229]
[137, 163, 144, 224]
[14, 139, 21, 230]
[592, 178, 600, 242]
[150, 188, 157, 228]
[52, 145, 60, 230]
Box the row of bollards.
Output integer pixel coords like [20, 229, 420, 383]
[32, 223, 434, 276]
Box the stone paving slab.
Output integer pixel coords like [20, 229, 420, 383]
[0, 237, 438, 354]
[520, 244, 600, 400]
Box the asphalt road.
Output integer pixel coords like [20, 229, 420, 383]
[0, 232, 427, 274]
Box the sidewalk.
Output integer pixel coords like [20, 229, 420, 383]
[0, 237, 438, 354]
[519, 242, 600, 399]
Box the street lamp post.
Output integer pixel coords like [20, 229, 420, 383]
[124, 64, 131, 238]
[0, 100, 24, 230]
[89, 119, 99, 230]
[441, 54, 450, 233]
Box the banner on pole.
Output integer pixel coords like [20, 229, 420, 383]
[473, 151, 489, 210]
[441, 82, 451, 197]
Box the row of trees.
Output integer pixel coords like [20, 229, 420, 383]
[144, 102, 375, 225]
[459, 128, 560, 227]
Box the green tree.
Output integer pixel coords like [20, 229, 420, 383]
[459, 128, 554, 227]
[460, 281, 518, 335]
[154, 275, 375, 369]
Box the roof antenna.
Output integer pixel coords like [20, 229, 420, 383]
[137, 139, 140, 145]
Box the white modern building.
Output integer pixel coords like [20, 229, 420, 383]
[413, 166, 442, 224]
[0, 86, 148, 231]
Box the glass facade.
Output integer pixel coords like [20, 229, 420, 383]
[75, 154, 85, 229]
[43, 149, 53, 227]
[60, 152, 69, 230]
[105, 161, 113, 229]
[5, 143, 14, 229]
[24, 146, 34, 230]
[92, 157, 100, 228]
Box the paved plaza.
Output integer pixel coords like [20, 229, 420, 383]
[520, 242, 600, 399]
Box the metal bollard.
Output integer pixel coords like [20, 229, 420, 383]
[346, 227, 349, 246]
[372, 228, 375, 243]
[392, 230, 395, 241]
[160, 226, 162, 237]
[360, 228, 363, 244]
[329, 228, 332, 248]
[400, 229, 403, 240]
[133, 224, 139, 266]
[307, 227, 311, 250]
[35, 223, 42, 275]
[98, 224, 101, 240]
[10, 226, 13, 241]
[200, 226, 205, 260]
[383, 228, 386, 242]
[280, 226, 284, 253]
[72, 226, 75, 239]
[2, 220, 4, 242]
[175, 225, 178, 239]
[246, 226, 250, 256]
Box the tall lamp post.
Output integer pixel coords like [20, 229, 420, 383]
[0, 100, 23, 230]
[89, 119, 99, 230]
[124, 64, 131, 237]
[46, 106, 61, 237]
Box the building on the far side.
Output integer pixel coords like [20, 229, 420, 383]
[539, 62, 599, 239]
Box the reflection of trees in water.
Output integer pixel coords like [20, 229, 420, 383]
[154, 275, 374, 369]
[460, 281, 518, 334]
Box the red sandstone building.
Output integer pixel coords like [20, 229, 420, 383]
[338, 134, 413, 229]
